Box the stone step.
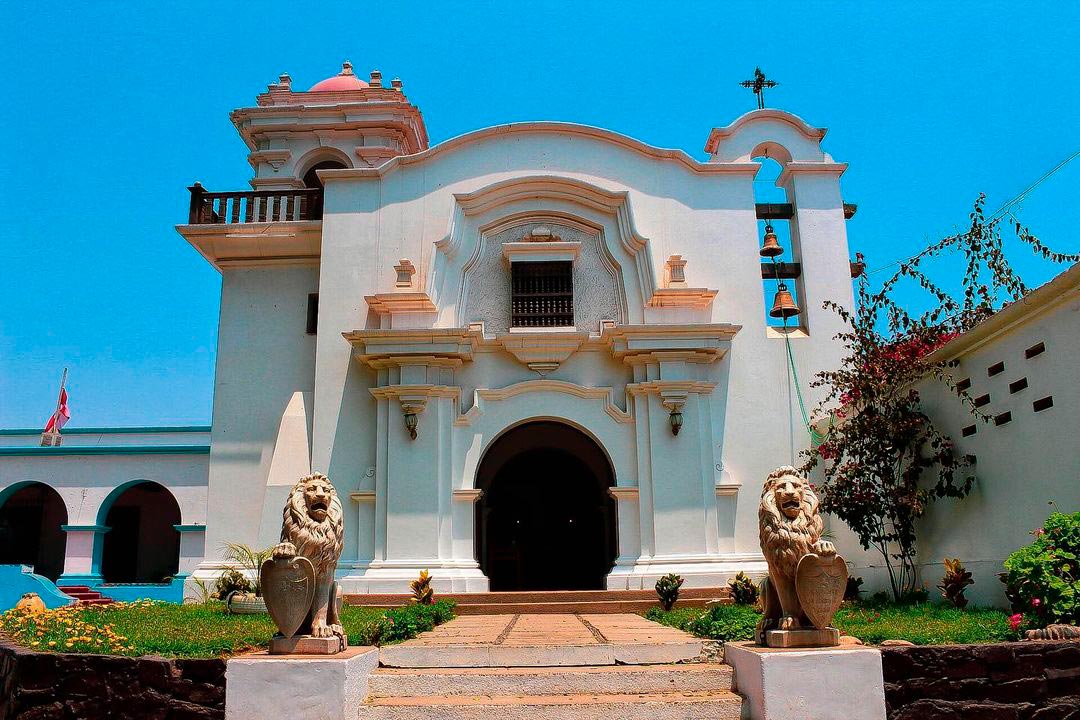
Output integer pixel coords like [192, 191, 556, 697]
[452, 599, 717, 615]
[58, 586, 115, 605]
[368, 663, 733, 697]
[346, 588, 731, 607]
[357, 690, 743, 720]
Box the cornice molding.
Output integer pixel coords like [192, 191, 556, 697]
[501, 240, 582, 264]
[705, 109, 827, 154]
[175, 220, 322, 271]
[319, 122, 760, 181]
[457, 379, 633, 426]
[365, 292, 437, 316]
[344, 327, 478, 367]
[645, 288, 718, 309]
[776, 161, 848, 186]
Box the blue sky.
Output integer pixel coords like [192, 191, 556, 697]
[1, 1, 1077, 428]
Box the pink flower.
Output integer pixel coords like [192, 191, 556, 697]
[1033, 528, 1045, 537]
[1031, 598, 1041, 608]
[1009, 613, 1023, 631]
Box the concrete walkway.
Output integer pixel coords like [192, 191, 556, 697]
[379, 613, 703, 667]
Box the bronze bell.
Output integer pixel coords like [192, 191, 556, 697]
[769, 283, 800, 318]
[759, 223, 783, 258]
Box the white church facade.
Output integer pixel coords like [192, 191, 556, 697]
[1, 62, 860, 598]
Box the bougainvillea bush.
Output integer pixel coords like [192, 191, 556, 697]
[804, 195, 1078, 601]
[1002, 511, 1080, 629]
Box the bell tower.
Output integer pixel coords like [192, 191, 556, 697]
[229, 61, 429, 191]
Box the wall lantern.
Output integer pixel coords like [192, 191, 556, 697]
[403, 411, 418, 440]
[669, 408, 683, 436]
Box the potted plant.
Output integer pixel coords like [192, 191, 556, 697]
[217, 543, 273, 614]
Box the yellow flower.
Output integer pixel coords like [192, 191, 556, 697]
[47, 641, 57, 647]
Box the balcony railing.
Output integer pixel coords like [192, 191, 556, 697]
[187, 183, 323, 225]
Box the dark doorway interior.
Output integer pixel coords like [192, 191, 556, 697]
[301, 159, 347, 219]
[0, 483, 67, 581]
[101, 482, 181, 583]
[476, 422, 617, 591]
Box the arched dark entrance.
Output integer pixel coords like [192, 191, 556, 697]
[476, 422, 617, 591]
[0, 483, 68, 581]
[301, 159, 346, 219]
[100, 482, 181, 583]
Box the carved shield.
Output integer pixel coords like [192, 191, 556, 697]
[795, 553, 848, 630]
[260, 556, 315, 639]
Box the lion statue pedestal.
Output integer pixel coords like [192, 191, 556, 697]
[755, 466, 847, 649]
[260, 472, 348, 655]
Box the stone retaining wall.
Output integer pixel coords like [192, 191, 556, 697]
[882, 640, 1080, 720]
[0, 641, 225, 719]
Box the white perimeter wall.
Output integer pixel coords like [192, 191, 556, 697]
[834, 283, 1080, 606]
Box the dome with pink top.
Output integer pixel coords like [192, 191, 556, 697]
[309, 61, 369, 92]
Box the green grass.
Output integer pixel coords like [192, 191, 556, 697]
[646, 600, 1019, 646]
[0, 600, 454, 659]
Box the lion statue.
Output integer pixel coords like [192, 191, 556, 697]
[756, 466, 837, 643]
[271, 472, 345, 641]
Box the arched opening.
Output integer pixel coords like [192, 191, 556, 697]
[99, 482, 181, 583]
[475, 421, 617, 591]
[0, 483, 67, 581]
[753, 151, 806, 330]
[301, 159, 347, 189]
[300, 158, 346, 220]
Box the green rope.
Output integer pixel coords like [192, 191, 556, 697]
[775, 257, 827, 448]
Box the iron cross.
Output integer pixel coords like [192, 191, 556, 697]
[740, 68, 778, 109]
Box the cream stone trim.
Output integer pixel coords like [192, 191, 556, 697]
[776, 161, 849, 186]
[247, 149, 291, 171]
[344, 327, 479, 367]
[350, 491, 376, 503]
[608, 487, 640, 500]
[501, 240, 582, 264]
[645, 288, 718, 309]
[715, 484, 742, 497]
[320, 122, 761, 180]
[704, 109, 827, 154]
[452, 489, 484, 503]
[627, 380, 718, 397]
[603, 323, 740, 363]
[176, 221, 322, 270]
[495, 330, 589, 371]
[456, 379, 633, 426]
[364, 292, 437, 315]
[369, 385, 461, 402]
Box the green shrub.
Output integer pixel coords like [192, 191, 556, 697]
[410, 570, 435, 605]
[645, 600, 1015, 645]
[1002, 511, 1080, 627]
[213, 569, 253, 599]
[366, 600, 457, 645]
[844, 576, 864, 601]
[647, 604, 759, 643]
[727, 572, 759, 606]
[654, 573, 683, 611]
[937, 558, 974, 609]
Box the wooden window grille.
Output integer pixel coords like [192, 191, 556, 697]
[956, 378, 971, 392]
[511, 261, 574, 328]
[993, 411, 1012, 426]
[1009, 377, 1028, 394]
[1025, 342, 1046, 359]
[961, 424, 977, 437]
[973, 393, 991, 408]
[988, 361, 1005, 377]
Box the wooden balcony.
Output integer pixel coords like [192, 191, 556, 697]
[187, 182, 323, 224]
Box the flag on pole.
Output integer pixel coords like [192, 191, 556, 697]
[41, 369, 70, 447]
